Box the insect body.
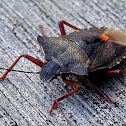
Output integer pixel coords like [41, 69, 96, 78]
[38, 27, 126, 81]
[1, 21, 126, 112]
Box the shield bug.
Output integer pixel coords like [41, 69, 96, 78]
[0, 20, 125, 112]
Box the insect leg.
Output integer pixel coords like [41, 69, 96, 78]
[58, 20, 80, 35]
[39, 25, 47, 37]
[85, 78, 116, 104]
[50, 79, 81, 112]
[105, 70, 126, 76]
[0, 54, 43, 80]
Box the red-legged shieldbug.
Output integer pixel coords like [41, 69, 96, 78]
[1, 20, 126, 112]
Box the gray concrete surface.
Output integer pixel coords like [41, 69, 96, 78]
[0, 0, 126, 126]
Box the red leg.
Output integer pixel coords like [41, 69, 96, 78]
[39, 25, 46, 37]
[85, 78, 116, 104]
[0, 54, 43, 80]
[105, 70, 126, 76]
[58, 20, 80, 36]
[50, 79, 81, 112]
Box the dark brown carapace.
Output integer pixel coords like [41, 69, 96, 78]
[1, 21, 126, 112]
